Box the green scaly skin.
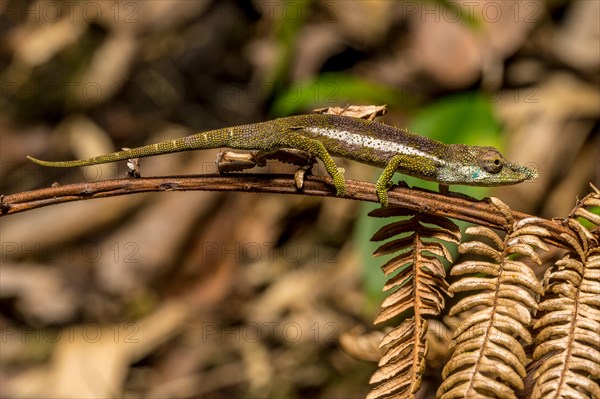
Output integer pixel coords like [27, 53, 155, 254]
[27, 114, 538, 205]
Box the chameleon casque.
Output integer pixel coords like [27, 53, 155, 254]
[28, 114, 538, 205]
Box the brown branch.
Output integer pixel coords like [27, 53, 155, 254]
[1, 173, 572, 248]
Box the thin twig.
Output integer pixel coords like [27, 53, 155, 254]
[1, 173, 572, 248]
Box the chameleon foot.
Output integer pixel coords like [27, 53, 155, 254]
[333, 167, 346, 196]
[376, 188, 389, 207]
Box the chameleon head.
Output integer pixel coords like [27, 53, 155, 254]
[443, 145, 538, 186]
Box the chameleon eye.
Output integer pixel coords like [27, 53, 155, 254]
[482, 152, 504, 174]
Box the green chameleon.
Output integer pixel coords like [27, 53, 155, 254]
[28, 114, 537, 205]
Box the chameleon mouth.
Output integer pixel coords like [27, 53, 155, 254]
[510, 163, 538, 181]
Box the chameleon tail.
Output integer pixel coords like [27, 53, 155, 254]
[27, 129, 233, 167]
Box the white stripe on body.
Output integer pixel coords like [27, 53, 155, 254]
[305, 127, 443, 164]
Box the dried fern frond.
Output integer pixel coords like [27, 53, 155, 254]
[437, 199, 549, 399]
[531, 191, 600, 399]
[367, 207, 461, 399]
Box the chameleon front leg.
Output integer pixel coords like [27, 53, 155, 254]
[376, 155, 438, 206]
[278, 132, 346, 196]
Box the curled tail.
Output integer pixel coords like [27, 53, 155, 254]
[27, 129, 233, 167]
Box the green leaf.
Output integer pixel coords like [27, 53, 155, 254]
[269, 73, 405, 117]
[409, 92, 502, 145]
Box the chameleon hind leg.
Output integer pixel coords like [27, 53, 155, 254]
[277, 132, 346, 196]
[376, 154, 437, 206]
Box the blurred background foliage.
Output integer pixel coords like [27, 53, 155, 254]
[0, 1, 598, 398]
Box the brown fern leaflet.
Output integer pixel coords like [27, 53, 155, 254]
[437, 199, 549, 399]
[531, 193, 600, 399]
[368, 206, 461, 399]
